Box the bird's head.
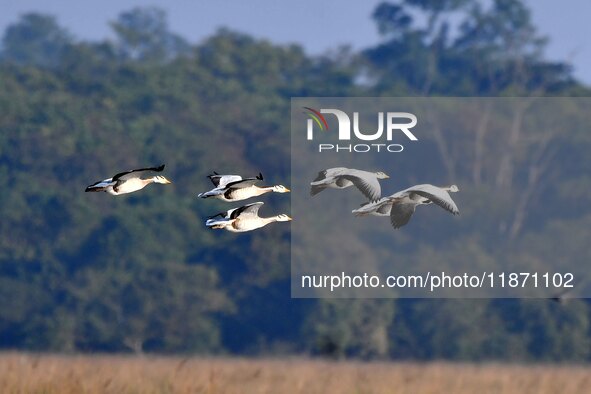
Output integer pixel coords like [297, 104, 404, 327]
[275, 214, 292, 222]
[375, 171, 390, 179]
[273, 185, 290, 193]
[448, 184, 459, 193]
[153, 176, 172, 184]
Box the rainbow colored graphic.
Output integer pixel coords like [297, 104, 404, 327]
[303, 107, 329, 131]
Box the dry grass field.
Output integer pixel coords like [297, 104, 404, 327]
[0, 353, 590, 394]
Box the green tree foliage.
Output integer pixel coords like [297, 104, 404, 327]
[0, 2, 590, 360]
[366, 0, 573, 95]
[1, 13, 73, 68]
[305, 299, 394, 359]
[110, 7, 189, 63]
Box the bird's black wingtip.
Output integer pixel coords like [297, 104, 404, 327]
[310, 185, 324, 196]
[257, 172, 263, 180]
[155, 164, 165, 172]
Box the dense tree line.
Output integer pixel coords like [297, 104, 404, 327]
[1, 0, 590, 360]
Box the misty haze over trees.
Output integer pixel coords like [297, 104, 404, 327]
[1, 0, 591, 361]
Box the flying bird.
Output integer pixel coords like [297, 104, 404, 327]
[198, 172, 290, 202]
[352, 184, 459, 228]
[550, 288, 574, 305]
[549, 277, 586, 304]
[205, 201, 292, 232]
[85, 165, 172, 195]
[310, 167, 389, 202]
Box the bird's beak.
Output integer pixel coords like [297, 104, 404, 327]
[287, 216, 293, 221]
[165, 179, 172, 184]
[384, 175, 390, 179]
[285, 188, 291, 192]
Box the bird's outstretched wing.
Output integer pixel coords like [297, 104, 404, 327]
[311, 167, 347, 183]
[230, 202, 264, 219]
[310, 184, 327, 196]
[389, 202, 416, 229]
[112, 164, 165, 182]
[341, 170, 382, 202]
[406, 184, 459, 215]
[312, 170, 328, 182]
[208, 172, 243, 188]
[207, 171, 221, 186]
[225, 173, 264, 189]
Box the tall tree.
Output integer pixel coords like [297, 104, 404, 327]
[1, 13, 72, 68]
[110, 7, 189, 63]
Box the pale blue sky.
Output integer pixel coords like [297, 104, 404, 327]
[1, 0, 590, 84]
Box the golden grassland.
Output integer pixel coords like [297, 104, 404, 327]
[0, 353, 590, 394]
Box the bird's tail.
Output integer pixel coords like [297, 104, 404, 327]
[205, 217, 233, 229]
[198, 189, 223, 198]
[85, 185, 104, 192]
